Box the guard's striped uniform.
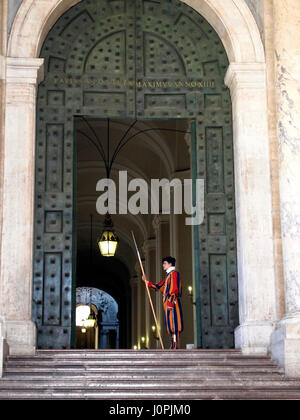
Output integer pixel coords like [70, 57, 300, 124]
[148, 270, 183, 349]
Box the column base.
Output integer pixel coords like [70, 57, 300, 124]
[5, 320, 36, 356]
[270, 313, 300, 378]
[235, 321, 275, 355]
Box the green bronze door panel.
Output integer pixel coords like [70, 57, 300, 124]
[34, 0, 137, 349]
[134, 0, 238, 348]
[33, 0, 238, 349]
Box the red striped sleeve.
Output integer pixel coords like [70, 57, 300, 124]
[169, 271, 179, 296]
[149, 278, 165, 291]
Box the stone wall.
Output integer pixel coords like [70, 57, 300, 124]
[262, 0, 285, 321]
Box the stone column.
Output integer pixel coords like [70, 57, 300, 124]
[270, 1, 300, 377]
[0, 57, 44, 355]
[225, 63, 277, 354]
[143, 239, 156, 349]
[0, 1, 9, 373]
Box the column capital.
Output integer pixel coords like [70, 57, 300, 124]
[225, 62, 266, 93]
[6, 57, 44, 85]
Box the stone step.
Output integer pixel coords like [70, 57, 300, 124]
[4, 368, 280, 379]
[0, 376, 286, 390]
[5, 359, 278, 368]
[34, 349, 265, 357]
[1, 378, 300, 390]
[3, 371, 283, 384]
[37, 349, 241, 354]
[0, 389, 300, 400]
[2, 350, 296, 400]
[1, 375, 292, 383]
[5, 363, 278, 374]
[8, 355, 273, 362]
[8, 355, 273, 364]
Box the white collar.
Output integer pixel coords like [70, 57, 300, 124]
[166, 266, 176, 274]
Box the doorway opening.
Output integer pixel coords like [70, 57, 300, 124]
[32, 0, 238, 351]
[74, 117, 196, 349]
[76, 287, 119, 349]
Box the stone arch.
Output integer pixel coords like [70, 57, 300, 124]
[76, 287, 119, 348]
[76, 287, 118, 323]
[2, 0, 277, 355]
[8, 0, 264, 63]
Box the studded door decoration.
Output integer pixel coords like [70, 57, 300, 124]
[33, 0, 238, 349]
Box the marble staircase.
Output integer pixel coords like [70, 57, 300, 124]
[1, 349, 300, 400]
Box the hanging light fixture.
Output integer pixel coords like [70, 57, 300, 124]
[98, 212, 119, 257]
[83, 312, 96, 329]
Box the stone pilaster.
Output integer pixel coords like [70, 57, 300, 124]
[0, 57, 44, 355]
[225, 63, 277, 354]
[270, 0, 300, 377]
[0, 1, 8, 372]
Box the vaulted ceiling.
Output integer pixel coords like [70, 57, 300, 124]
[75, 117, 191, 280]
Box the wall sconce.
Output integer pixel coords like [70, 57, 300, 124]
[188, 286, 196, 305]
[133, 345, 138, 350]
[151, 325, 159, 341]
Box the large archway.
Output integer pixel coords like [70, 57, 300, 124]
[1, 0, 277, 356]
[31, 0, 238, 349]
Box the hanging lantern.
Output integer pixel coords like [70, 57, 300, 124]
[98, 212, 119, 257]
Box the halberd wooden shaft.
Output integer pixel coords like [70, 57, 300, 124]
[131, 231, 164, 350]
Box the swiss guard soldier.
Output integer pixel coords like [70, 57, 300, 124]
[142, 256, 184, 349]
